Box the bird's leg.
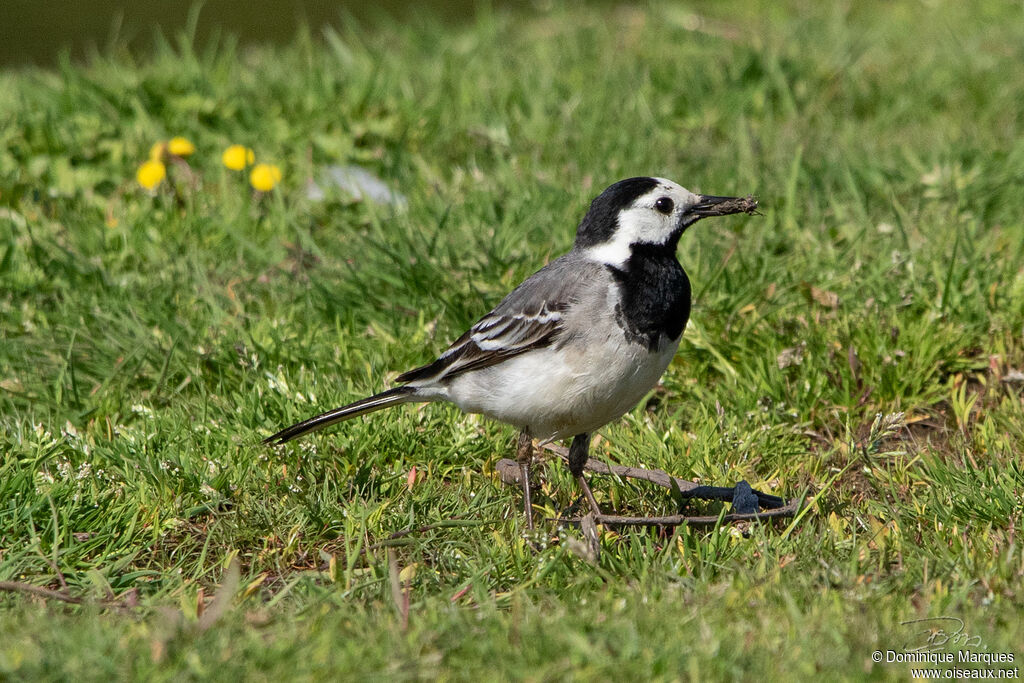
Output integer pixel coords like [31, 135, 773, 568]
[568, 433, 603, 519]
[515, 430, 535, 529]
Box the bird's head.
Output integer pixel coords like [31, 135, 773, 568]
[574, 177, 757, 268]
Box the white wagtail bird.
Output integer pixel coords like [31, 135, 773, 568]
[265, 177, 758, 527]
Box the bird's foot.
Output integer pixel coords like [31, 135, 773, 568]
[515, 431, 536, 530]
[520, 461, 534, 530]
[576, 475, 604, 519]
[495, 456, 800, 528]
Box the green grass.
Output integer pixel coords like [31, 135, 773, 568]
[2, 1, 1024, 679]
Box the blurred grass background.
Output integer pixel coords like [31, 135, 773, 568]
[0, 1, 489, 66]
[1, 1, 1023, 679]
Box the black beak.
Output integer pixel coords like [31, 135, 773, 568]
[682, 194, 759, 227]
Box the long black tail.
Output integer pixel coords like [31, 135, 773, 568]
[263, 386, 417, 445]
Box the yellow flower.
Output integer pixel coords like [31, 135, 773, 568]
[136, 160, 166, 190]
[222, 145, 255, 171]
[167, 136, 195, 157]
[149, 142, 166, 161]
[250, 163, 282, 192]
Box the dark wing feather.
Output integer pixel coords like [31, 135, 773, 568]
[395, 302, 565, 383]
[395, 254, 602, 384]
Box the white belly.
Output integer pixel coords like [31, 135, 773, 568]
[433, 336, 680, 442]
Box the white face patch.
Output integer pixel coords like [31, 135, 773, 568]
[583, 178, 700, 268]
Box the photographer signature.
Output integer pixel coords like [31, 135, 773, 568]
[902, 616, 985, 652]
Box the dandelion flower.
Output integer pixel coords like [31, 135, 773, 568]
[149, 142, 166, 161]
[222, 145, 255, 171]
[167, 136, 195, 157]
[250, 163, 282, 192]
[137, 160, 166, 190]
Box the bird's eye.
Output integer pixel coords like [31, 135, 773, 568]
[654, 197, 674, 215]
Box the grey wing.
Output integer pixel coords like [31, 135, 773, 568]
[396, 253, 604, 384]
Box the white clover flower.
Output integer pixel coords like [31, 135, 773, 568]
[56, 460, 72, 479]
[130, 404, 155, 419]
